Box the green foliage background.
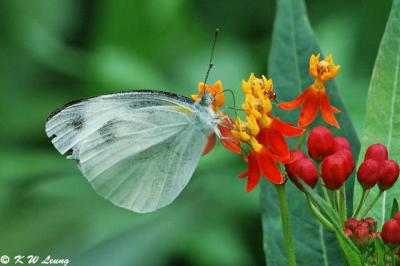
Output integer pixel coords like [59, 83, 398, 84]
[0, 0, 392, 265]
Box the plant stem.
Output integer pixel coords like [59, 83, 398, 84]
[353, 188, 369, 219]
[337, 185, 346, 225]
[359, 191, 384, 219]
[306, 195, 335, 232]
[275, 184, 297, 266]
[330, 190, 337, 211]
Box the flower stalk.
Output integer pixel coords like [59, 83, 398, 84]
[353, 188, 369, 219]
[359, 191, 384, 219]
[306, 195, 335, 232]
[337, 185, 346, 225]
[275, 184, 297, 266]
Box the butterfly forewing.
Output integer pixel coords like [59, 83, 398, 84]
[45, 91, 209, 213]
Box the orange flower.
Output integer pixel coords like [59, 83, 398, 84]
[277, 54, 341, 128]
[192, 80, 224, 111]
[242, 91, 304, 162]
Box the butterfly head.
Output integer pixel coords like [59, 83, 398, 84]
[192, 80, 224, 112]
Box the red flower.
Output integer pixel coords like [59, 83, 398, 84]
[257, 116, 304, 162]
[240, 147, 284, 191]
[278, 54, 341, 128]
[231, 115, 285, 191]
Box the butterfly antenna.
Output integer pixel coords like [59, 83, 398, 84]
[202, 28, 219, 94]
[223, 89, 238, 118]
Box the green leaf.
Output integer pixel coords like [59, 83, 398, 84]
[374, 237, 386, 266]
[391, 198, 399, 217]
[353, 0, 400, 226]
[261, 0, 360, 265]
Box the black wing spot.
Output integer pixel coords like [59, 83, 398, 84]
[50, 134, 57, 140]
[99, 120, 117, 143]
[65, 148, 73, 156]
[69, 116, 84, 131]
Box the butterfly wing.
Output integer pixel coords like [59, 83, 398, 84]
[45, 91, 210, 213]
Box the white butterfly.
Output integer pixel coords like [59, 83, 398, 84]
[45, 90, 225, 213]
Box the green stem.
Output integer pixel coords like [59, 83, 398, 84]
[359, 191, 384, 219]
[338, 185, 346, 225]
[306, 195, 335, 232]
[295, 129, 307, 150]
[275, 184, 297, 266]
[329, 190, 337, 211]
[353, 188, 369, 219]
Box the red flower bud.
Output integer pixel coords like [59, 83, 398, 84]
[336, 149, 355, 178]
[354, 226, 370, 246]
[288, 158, 318, 191]
[332, 136, 351, 153]
[378, 160, 399, 190]
[321, 153, 349, 189]
[343, 228, 353, 238]
[285, 150, 307, 179]
[394, 211, 400, 221]
[307, 126, 334, 161]
[345, 218, 359, 231]
[357, 159, 379, 189]
[363, 217, 377, 232]
[381, 218, 400, 245]
[364, 144, 388, 165]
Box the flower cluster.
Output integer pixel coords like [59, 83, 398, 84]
[357, 144, 399, 191]
[285, 126, 354, 191]
[343, 217, 379, 247]
[352, 143, 399, 220]
[229, 74, 304, 191]
[191, 52, 399, 264]
[278, 54, 341, 128]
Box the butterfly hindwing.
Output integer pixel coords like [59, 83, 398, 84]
[45, 91, 209, 213]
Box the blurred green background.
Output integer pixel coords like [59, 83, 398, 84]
[0, 0, 392, 265]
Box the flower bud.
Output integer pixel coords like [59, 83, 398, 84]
[364, 144, 388, 165]
[378, 160, 399, 190]
[289, 158, 318, 191]
[354, 226, 370, 246]
[336, 149, 355, 178]
[345, 218, 359, 231]
[394, 211, 400, 221]
[332, 136, 351, 153]
[381, 218, 400, 245]
[357, 159, 379, 189]
[343, 228, 353, 238]
[363, 217, 377, 232]
[285, 150, 307, 179]
[307, 126, 334, 161]
[321, 153, 349, 189]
